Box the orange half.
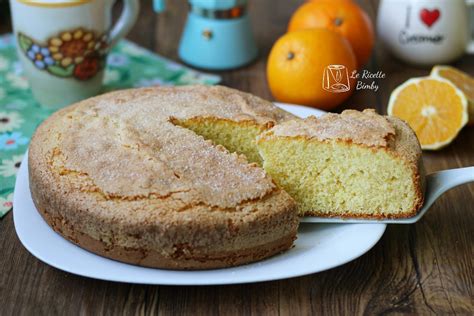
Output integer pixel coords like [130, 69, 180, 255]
[431, 65, 474, 126]
[387, 77, 468, 150]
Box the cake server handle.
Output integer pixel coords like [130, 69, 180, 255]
[415, 166, 474, 219]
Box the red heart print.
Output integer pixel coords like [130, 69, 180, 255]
[420, 8, 440, 28]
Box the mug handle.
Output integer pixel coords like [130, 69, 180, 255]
[109, 0, 140, 48]
[466, 0, 474, 53]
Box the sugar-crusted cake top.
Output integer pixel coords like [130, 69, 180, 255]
[260, 109, 422, 167]
[132, 85, 296, 125]
[267, 109, 397, 147]
[35, 85, 295, 209]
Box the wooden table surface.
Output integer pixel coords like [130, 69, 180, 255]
[1, 0, 473, 314]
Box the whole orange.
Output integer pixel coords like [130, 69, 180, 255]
[288, 1, 374, 67]
[267, 29, 357, 110]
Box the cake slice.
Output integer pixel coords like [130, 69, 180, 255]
[256, 109, 425, 219]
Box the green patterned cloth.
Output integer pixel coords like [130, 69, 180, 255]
[0, 33, 220, 218]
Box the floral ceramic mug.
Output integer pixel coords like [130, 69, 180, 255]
[9, 0, 140, 108]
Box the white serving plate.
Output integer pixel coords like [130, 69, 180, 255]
[13, 103, 386, 285]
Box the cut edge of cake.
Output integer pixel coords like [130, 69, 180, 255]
[170, 116, 273, 165]
[256, 109, 425, 219]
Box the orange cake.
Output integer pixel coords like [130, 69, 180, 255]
[257, 109, 425, 219]
[29, 85, 298, 270]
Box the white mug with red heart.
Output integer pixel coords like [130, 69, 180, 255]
[377, 0, 474, 66]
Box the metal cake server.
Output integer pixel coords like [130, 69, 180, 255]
[300, 166, 474, 224]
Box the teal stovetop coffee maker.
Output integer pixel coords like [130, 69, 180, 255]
[154, 0, 258, 70]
